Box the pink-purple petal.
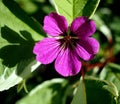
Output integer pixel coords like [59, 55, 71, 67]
[70, 16, 96, 37]
[43, 12, 68, 36]
[33, 38, 61, 64]
[55, 48, 81, 77]
[78, 37, 100, 55]
[75, 43, 94, 61]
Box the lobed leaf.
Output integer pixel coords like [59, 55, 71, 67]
[0, 0, 44, 91]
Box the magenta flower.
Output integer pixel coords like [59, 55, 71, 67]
[33, 12, 99, 77]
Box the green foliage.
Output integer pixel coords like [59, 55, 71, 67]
[0, 0, 45, 41]
[0, 58, 41, 91]
[54, 0, 100, 24]
[16, 78, 68, 104]
[85, 77, 118, 104]
[100, 63, 120, 103]
[71, 77, 87, 104]
[93, 14, 112, 42]
[71, 77, 117, 104]
[0, 0, 44, 91]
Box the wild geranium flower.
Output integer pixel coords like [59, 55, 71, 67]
[33, 12, 99, 77]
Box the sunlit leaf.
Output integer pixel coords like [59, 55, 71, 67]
[0, 0, 45, 41]
[53, 0, 100, 24]
[0, 58, 41, 91]
[0, 0, 44, 91]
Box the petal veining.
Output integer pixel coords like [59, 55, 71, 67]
[78, 37, 100, 55]
[75, 42, 94, 61]
[70, 16, 96, 37]
[43, 12, 68, 36]
[55, 48, 81, 77]
[33, 38, 61, 64]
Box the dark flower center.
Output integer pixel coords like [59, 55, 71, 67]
[59, 33, 79, 49]
[64, 35, 72, 43]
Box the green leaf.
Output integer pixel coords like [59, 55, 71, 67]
[71, 77, 117, 104]
[0, 26, 40, 91]
[100, 63, 120, 103]
[84, 77, 118, 104]
[53, 0, 100, 24]
[0, 0, 45, 41]
[16, 78, 68, 104]
[71, 77, 87, 104]
[100, 63, 120, 91]
[0, 58, 41, 91]
[0, 0, 44, 91]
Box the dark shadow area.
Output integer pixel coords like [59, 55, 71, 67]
[0, 86, 26, 104]
[99, 0, 120, 16]
[85, 79, 116, 104]
[2, 0, 46, 36]
[115, 52, 120, 64]
[32, 0, 55, 25]
[0, 26, 35, 67]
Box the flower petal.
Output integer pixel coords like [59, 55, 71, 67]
[33, 38, 61, 64]
[75, 43, 95, 61]
[55, 48, 81, 77]
[78, 37, 99, 56]
[43, 12, 68, 36]
[70, 16, 96, 37]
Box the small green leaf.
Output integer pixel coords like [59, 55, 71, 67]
[16, 78, 68, 104]
[53, 0, 100, 24]
[17, 79, 29, 93]
[71, 77, 87, 104]
[100, 63, 120, 103]
[100, 63, 120, 90]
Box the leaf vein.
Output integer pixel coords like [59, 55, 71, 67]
[57, 5, 72, 19]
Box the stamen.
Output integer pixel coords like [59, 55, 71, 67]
[65, 36, 72, 41]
